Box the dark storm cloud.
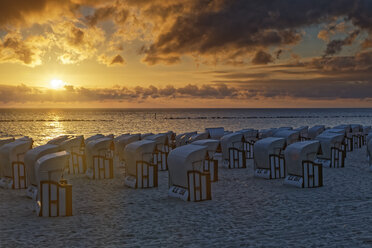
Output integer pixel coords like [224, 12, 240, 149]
[251, 51, 273, 65]
[324, 30, 360, 56]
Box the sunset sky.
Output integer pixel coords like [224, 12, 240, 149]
[0, 0, 372, 108]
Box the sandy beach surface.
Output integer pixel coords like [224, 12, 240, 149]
[1, 147, 372, 248]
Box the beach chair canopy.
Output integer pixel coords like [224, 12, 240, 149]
[220, 133, 243, 160]
[85, 134, 105, 143]
[59, 136, 84, 151]
[0, 137, 15, 148]
[124, 140, 156, 176]
[24, 144, 59, 187]
[237, 129, 258, 141]
[273, 130, 300, 146]
[115, 134, 141, 158]
[315, 132, 344, 159]
[47, 135, 70, 145]
[0, 137, 33, 177]
[168, 144, 207, 188]
[191, 139, 219, 157]
[205, 127, 225, 140]
[141, 133, 154, 139]
[35, 151, 70, 193]
[294, 126, 309, 137]
[85, 137, 114, 169]
[144, 133, 168, 145]
[259, 129, 275, 138]
[308, 125, 325, 139]
[189, 132, 209, 143]
[333, 124, 351, 133]
[285, 140, 320, 176]
[254, 137, 286, 169]
[323, 128, 346, 136]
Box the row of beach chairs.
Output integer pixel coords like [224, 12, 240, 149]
[0, 124, 371, 217]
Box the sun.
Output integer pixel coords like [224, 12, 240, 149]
[49, 79, 65, 89]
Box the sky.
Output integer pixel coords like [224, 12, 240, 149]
[0, 0, 372, 108]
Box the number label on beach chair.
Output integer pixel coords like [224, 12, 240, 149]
[284, 175, 303, 188]
[168, 186, 189, 201]
[254, 168, 270, 179]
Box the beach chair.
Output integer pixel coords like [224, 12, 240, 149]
[34, 151, 72, 217]
[350, 124, 363, 149]
[175, 132, 197, 147]
[205, 127, 225, 140]
[47, 135, 70, 145]
[114, 134, 140, 167]
[220, 133, 246, 169]
[308, 125, 325, 140]
[191, 139, 219, 182]
[25, 144, 60, 199]
[323, 128, 348, 154]
[188, 132, 209, 144]
[294, 126, 309, 141]
[0, 137, 33, 189]
[0, 137, 15, 147]
[254, 137, 286, 179]
[333, 125, 352, 151]
[273, 130, 300, 146]
[168, 144, 211, 202]
[145, 133, 170, 171]
[284, 140, 322, 188]
[59, 136, 86, 174]
[362, 126, 371, 145]
[368, 138, 372, 171]
[259, 129, 276, 139]
[85, 137, 115, 179]
[237, 129, 258, 159]
[124, 140, 158, 188]
[315, 132, 345, 168]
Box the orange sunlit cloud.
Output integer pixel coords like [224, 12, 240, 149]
[0, 0, 372, 107]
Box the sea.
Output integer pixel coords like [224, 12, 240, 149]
[1, 108, 372, 146]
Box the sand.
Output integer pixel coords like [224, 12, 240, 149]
[1, 147, 372, 247]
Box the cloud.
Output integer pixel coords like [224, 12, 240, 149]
[323, 30, 360, 56]
[252, 50, 273, 65]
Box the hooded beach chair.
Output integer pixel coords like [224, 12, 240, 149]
[294, 126, 309, 141]
[273, 130, 300, 146]
[168, 144, 211, 202]
[188, 132, 210, 144]
[34, 151, 71, 217]
[191, 139, 219, 182]
[85, 137, 114, 179]
[59, 136, 85, 174]
[308, 125, 325, 140]
[145, 133, 170, 171]
[114, 134, 140, 167]
[124, 139, 157, 188]
[237, 129, 258, 159]
[220, 132, 246, 169]
[24, 144, 60, 199]
[284, 140, 322, 188]
[205, 127, 225, 140]
[253, 137, 286, 179]
[333, 125, 352, 151]
[0, 137, 33, 189]
[315, 132, 345, 168]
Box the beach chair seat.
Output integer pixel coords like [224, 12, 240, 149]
[362, 126, 371, 145]
[85, 137, 114, 179]
[192, 139, 219, 182]
[24, 144, 60, 199]
[254, 137, 286, 179]
[124, 140, 158, 188]
[220, 133, 246, 169]
[284, 141, 322, 188]
[34, 151, 71, 217]
[168, 144, 211, 202]
[350, 124, 363, 149]
[59, 136, 85, 174]
[315, 132, 345, 168]
[0, 137, 33, 189]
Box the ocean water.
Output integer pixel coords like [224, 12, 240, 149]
[1, 108, 372, 146]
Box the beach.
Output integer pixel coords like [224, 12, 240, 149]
[1, 145, 372, 247]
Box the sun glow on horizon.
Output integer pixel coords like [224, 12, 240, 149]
[49, 79, 65, 89]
